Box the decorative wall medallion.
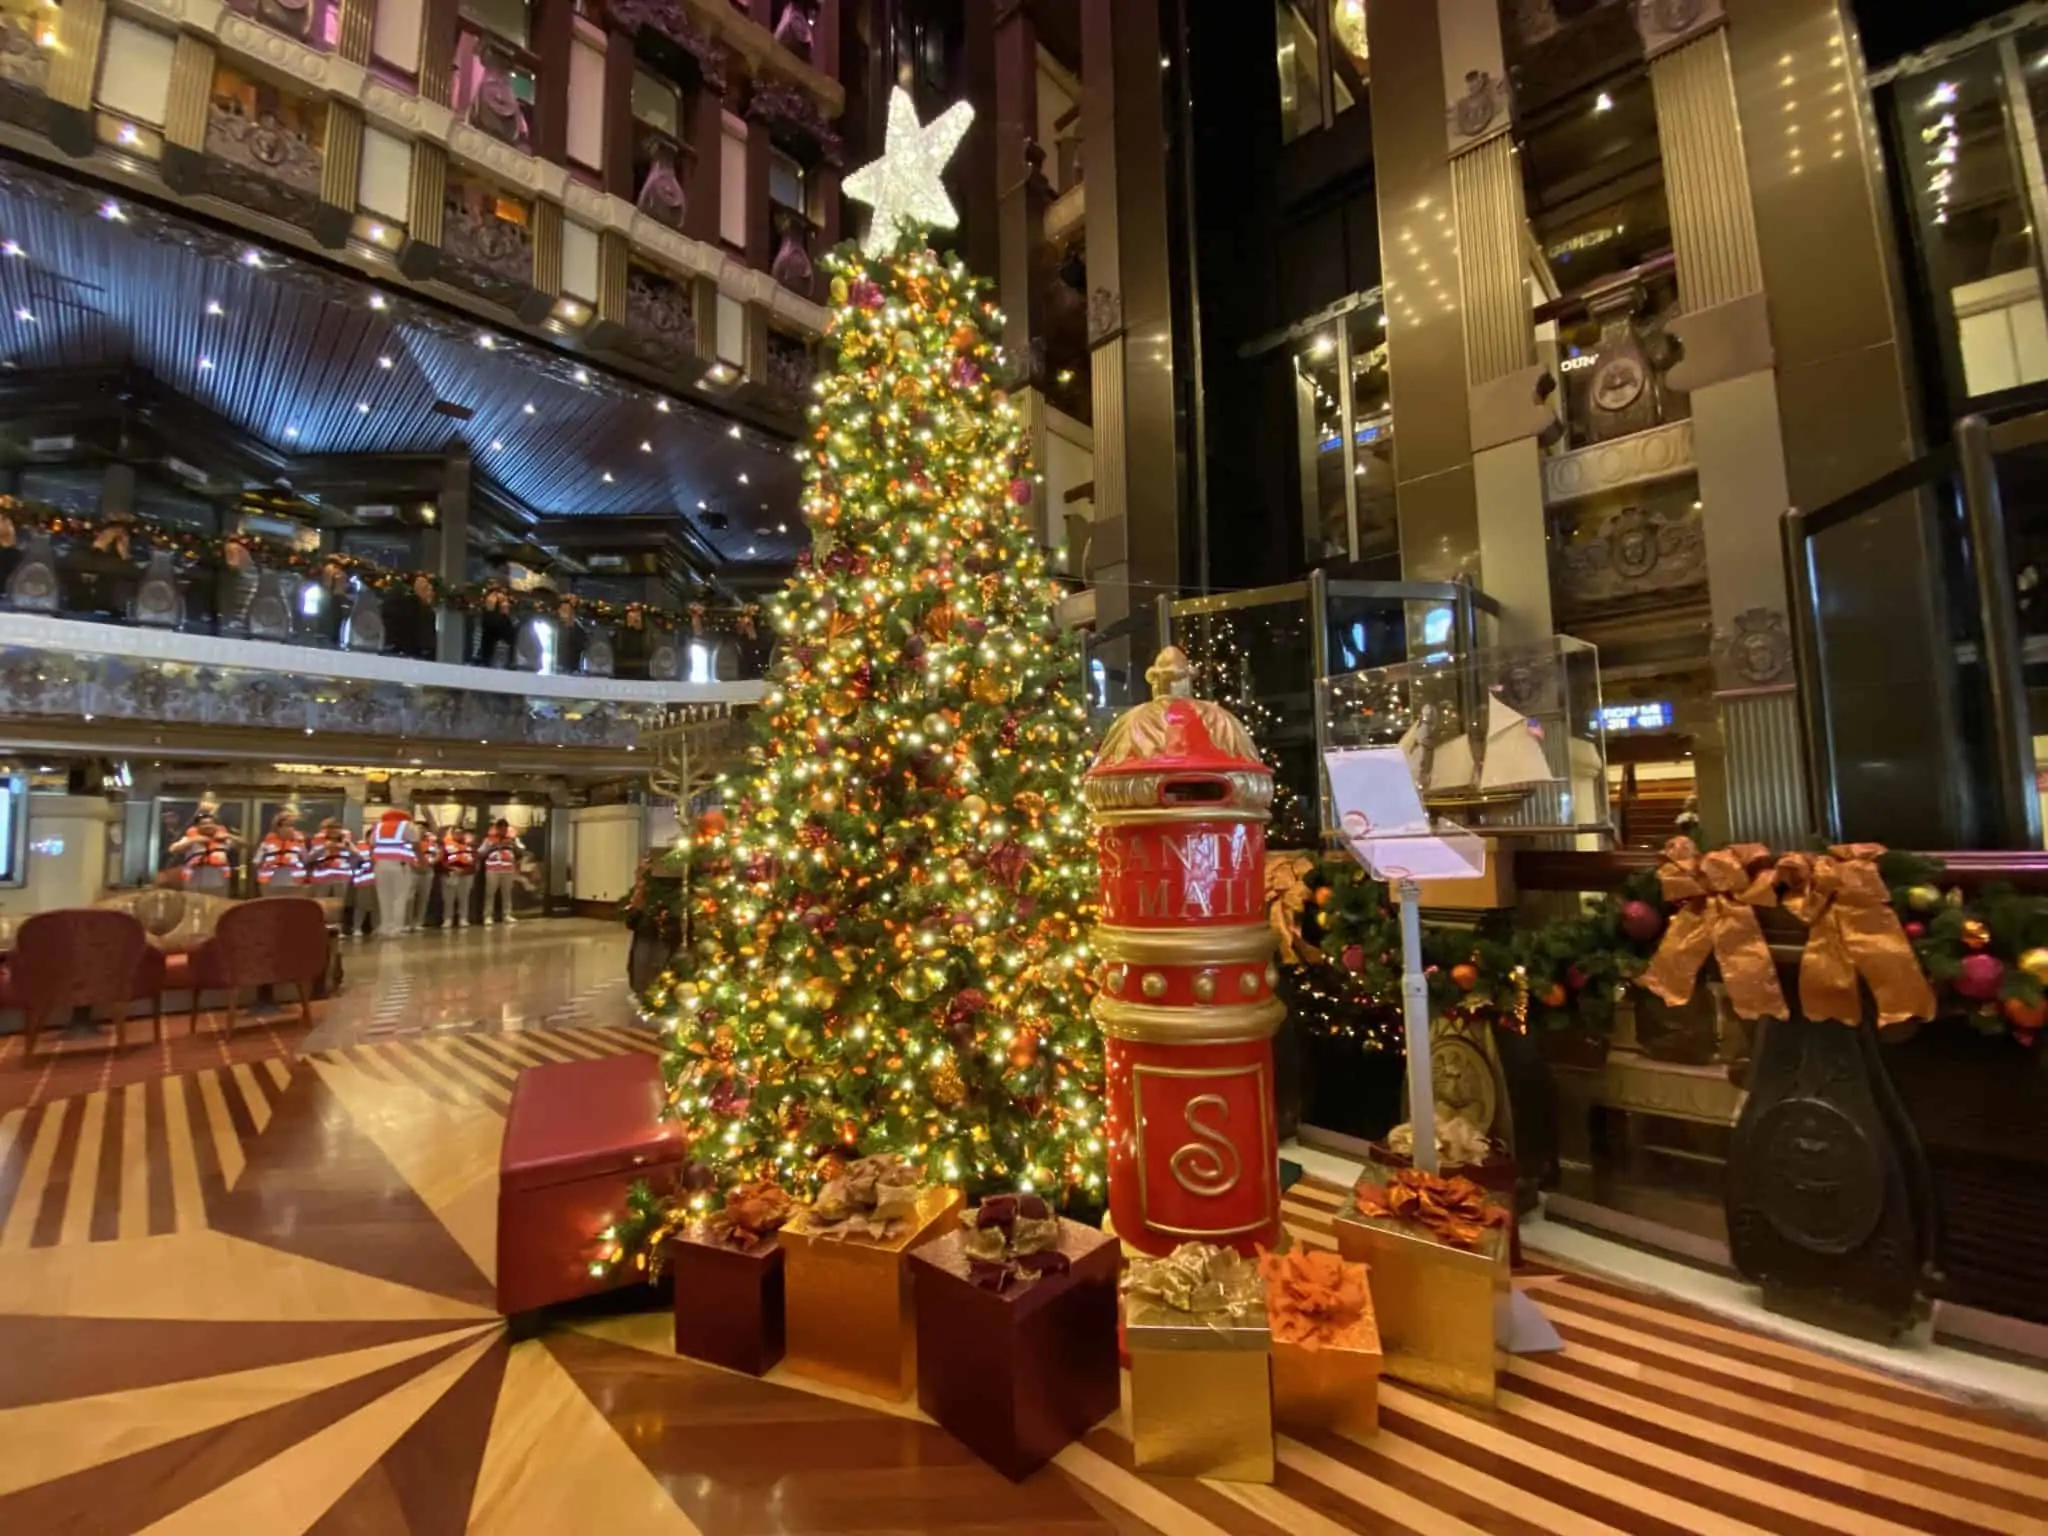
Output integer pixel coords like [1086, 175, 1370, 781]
[133, 551, 185, 629]
[6, 530, 58, 611]
[1086, 286, 1122, 345]
[1448, 70, 1506, 143]
[442, 177, 534, 299]
[623, 264, 696, 364]
[648, 639, 681, 680]
[1715, 606, 1792, 687]
[636, 137, 687, 228]
[1753, 1093, 1883, 1254]
[1634, 0, 1722, 57]
[1554, 499, 1704, 609]
[205, 88, 325, 206]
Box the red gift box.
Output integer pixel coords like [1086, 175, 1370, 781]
[671, 1233, 785, 1376]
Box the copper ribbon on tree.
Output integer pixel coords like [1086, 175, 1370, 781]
[1640, 837, 1789, 1021]
[1775, 844, 1937, 1026]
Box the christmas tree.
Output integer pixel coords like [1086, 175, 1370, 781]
[645, 94, 1102, 1212]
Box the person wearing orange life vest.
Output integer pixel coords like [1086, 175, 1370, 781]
[406, 822, 439, 931]
[306, 818, 356, 928]
[255, 810, 309, 895]
[367, 804, 417, 939]
[480, 818, 523, 925]
[347, 827, 379, 938]
[168, 807, 240, 897]
[439, 826, 478, 929]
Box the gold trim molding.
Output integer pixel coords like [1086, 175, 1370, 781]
[1542, 419, 1696, 507]
[1094, 924, 1274, 966]
[1093, 996, 1285, 1044]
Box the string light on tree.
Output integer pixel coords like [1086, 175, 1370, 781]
[645, 96, 1102, 1210]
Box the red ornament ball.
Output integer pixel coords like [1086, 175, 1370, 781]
[1450, 962, 1480, 992]
[1341, 943, 1365, 973]
[1620, 899, 1664, 944]
[1539, 982, 1569, 1009]
[1955, 952, 2006, 1001]
[1565, 963, 1590, 992]
[1008, 477, 1034, 506]
[1904, 920, 1927, 941]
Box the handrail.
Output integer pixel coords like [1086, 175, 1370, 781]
[1513, 847, 2048, 894]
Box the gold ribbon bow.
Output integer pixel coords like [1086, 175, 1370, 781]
[1121, 1242, 1265, 1329]
[1264, 851, 1319, 964]
[1640, 837, 1788, 1021]
[1775, 844, 1936, 1026]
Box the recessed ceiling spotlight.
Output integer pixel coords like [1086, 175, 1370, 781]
[745, 545, 757, 556]
[285, 426, 299, 438]
[1, 241, 21, 258]
[728, 424, 742, 439]
[369, 293, 387, 311]
[655, 399, 670, 413]
[737, 472, 749, 484]
[198, 356, 213, 370]
[479, 335, 496, 349]
[574, 367, 590, 384]
[356, 401, 370, 413]
[490, 439, 503, 451]
[696, 500, 707, 510]
[99, 200, 125, 221]
[205, 299, 223, 316]
[777, 522, 788, 533]
[241, 249, 264, 268]
[522, 402, 535, 415]
[640, 440, 651, 452]
[1594, 91, 1614, 113]
[602, 471, 614, 483]
[377, 355, 393, 369]
[14, 308, 33, 323]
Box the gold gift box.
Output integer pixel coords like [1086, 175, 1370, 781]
[1270, 1311, 1382, 1440]
[1125, 1297, 1274, 1483]
[1333, 1190, 1508, 1408]
[780, 1185, 963, 1400]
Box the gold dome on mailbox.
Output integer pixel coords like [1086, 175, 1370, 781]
[1083, 648, 1273, 815]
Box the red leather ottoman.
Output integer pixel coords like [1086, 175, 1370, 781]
[496, 1050, 684, 1323]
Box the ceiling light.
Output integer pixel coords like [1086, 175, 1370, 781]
[241, 249, 263, 268]
[14, 308, 33, 323]
[356, 401, 370, 413]
[369, 294, 387, 311]
[696, 500, 707, 510]
[378, 355, 393, 369]
[479, 335, 496, 349]
[490, 439, 503, 451]
[574, 367, 589, 384]
[522, 402, 535, 415]
[1055, 368, 1074, 385]
[99, 200, 125, 221]
[368, 223, 385, 242]
[777, 522, 788, 533]
[655, 399, 670, 413]
[1593, 91, 1614, 113]
[205, 299, 223, 316]
[1310, 333, 1334, 358]
[117, 123, 139, 145]
[728, 424, 742, 439]
[640, 440, 652, 452]
[737, 472, 749, 484]
[746, 545, 757, 556]
[602, 471, 614, 483]
[198, 356, 213, 370]
[286, 426, 299, 438]
[1931, 81, 1958, 107]
[0, 241, 20, 258]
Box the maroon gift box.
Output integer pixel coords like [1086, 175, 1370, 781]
[907, 1219, 1121, 1481]
[671, 1232, 786, 1376]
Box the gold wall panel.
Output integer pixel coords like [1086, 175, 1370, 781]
[407, 140, 446, 246]
[1395, 463, 1478, 583]
[596, 231, 628, 323]
[336, 0, 376, 66]
[530, 198, 562, 296]
[47, 0, 106, 110]
[1651, 31, 1765, 310]
[1721, 688, 1808, 847]
[321, 103, 364, 216]
[164, 36, 214, 153]
[1450, 134, 1532, 386]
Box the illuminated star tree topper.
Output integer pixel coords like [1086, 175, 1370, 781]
[842, 87, 975, 257]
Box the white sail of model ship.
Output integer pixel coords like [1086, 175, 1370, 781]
[1397, 710, 1475, 793]
[1477, 692, 1558, 791]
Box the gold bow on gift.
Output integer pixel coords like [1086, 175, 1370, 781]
[1641, 838, 1788, 1021]
[1776, 845, 1936, 1026]
[1121, 1242, 1264, 1328]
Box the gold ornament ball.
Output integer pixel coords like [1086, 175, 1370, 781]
[1140, 970, 1167, 999]
[961, 794, 989, 819]
[929, 1062, 966, 1109]
[823, 689, 857, 717]
[893, 329, 919, 355]
[1945, 886, 1967, 908]
[2020, 947, 2048, 983]
[1904, 884, 1943, 913]
[892, 968, 935, 1002]
[782, 1025, 816, 1059]
[948, 856, 973, 883]
[972, 671, 1012, 705]
[829, 275, 848, 305]
[1962, 917, 1992, 951]
[949, 412, 977, 446]
[950, 922, 974, 945]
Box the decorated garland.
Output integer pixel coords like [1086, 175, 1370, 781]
[1281, 839, 2048, 1054]
[0, 498, 762, 641]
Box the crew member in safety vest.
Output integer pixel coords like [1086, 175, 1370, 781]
[407, 822, 439, 931]
[255, 810, 308, 895]
[481, 818, 522, 925]
[347, 828, 378, 938]
[306, 818, 356, 928]
[368, 804, 417, 938]
[440, 826, 478, 928]
[169, 807, 240, 897]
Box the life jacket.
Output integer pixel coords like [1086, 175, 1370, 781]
[482, 834, 520, 872]
[179, 826, 231, 873]
[255, 830, 306, 884]
[308, 834, 355, 884]
[412, 837, 439, 873]
[370, 807, 415, 864]
[352, 841, 377, 886]
[442, 837, 477, 874]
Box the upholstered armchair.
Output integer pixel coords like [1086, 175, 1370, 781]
[3, 908, 164, 1057]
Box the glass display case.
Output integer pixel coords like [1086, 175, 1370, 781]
[1316, 635, 1610, 842]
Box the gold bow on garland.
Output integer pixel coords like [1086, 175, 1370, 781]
[1640, 837, 1789, 1021]
[1776, 844, 1936, 1026]
[1265, 851, 1320, 965]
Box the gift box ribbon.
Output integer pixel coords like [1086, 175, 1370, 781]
[1775, 844, 1936, 1027]
[805, 1153, 926, 1241]
[960, 1193, 1070, 1291]
[700, 1181, 793, 1251]
[1123, 1242, 1265, 1334]
[1641, 837, 1788, 1021]
[1259, 1246, 1374, 1351]
[1353, 1167, 1508, 1250]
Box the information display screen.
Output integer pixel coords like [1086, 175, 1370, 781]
[0, 773, 27, 887]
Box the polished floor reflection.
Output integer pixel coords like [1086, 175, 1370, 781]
[0, 923, 2043, 1533]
